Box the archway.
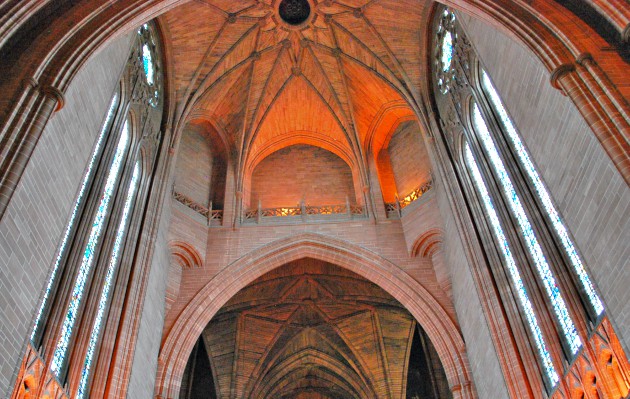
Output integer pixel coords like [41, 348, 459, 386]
[156, 233, 474, 398]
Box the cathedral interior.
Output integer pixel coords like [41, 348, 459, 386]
[0, 0, 629, 398]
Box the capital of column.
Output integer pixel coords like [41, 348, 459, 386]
[41, 86, 65, 112]
[576, 52, 594, 67]
[549, 63, 575, 91]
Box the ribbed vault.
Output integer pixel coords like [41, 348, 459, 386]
[181, 259, 451, 399]
[161, 0, 428, 186]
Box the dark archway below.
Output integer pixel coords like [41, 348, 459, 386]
[178, 258, 452, 399]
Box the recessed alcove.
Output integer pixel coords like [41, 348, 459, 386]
[375, 120, 432, 205]
[248, 144, 357, 209]
[173, 120, 227, 211]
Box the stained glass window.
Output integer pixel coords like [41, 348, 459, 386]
[480, 71, 605, 317]
[77, 162, 140, 399]
[138, 23, 159, 107]
[465, 144, 559, 386]
[31, 93, 119, 343]
[436, 9, 456, 94]
[51, 122, 130, 375]
[471, 103, 582, 355]
[142, 43, 154, 86]
[441, 31, 453, 72]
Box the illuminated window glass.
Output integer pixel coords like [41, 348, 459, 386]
[77, 162, 140, 399]
[480, 71, 604, 317]
[465, 144, 559, 385]
[51, 122, 130, 375]
[441, 31, 453, 72]
[436, 9, 456, 94]
[31, 93, 119, 342]
[472, 103, 582, 355]
[142, 43, 154, 86]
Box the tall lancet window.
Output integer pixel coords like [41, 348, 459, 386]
[479, 71, 605, 318]
[50, 121, 130, 374]
[13, 20, 165, 399]
[77, 162, 141, 399]
[429, 7, 629, 396]
[464, 142, 559, 385]
[30, 92, 119, 344]
[470, 102, 582, 356]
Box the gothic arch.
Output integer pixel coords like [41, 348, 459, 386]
[169, 241, 202, 269]
[156, 233, 474, 398]
[412, 228, 444, 258]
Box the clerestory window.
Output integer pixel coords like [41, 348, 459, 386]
[24, 21, 163, 398]
[432, 7, 610, 393]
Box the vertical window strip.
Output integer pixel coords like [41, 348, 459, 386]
[481, 71, 605, 316]
[77, 162, 140, 399]
[51, 122, 130, 375]
[465, 144, 559, 386]
[142, 43, 154, 86]
[31, 94, 119, 342]
[441, 30, 453, 72]
[472, 104, 582, 355]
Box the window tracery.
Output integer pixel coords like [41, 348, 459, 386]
[138, 24, 160, 107]
[435, 9, 457, 94]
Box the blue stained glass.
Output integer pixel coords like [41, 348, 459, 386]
[31, 94, 119, 342]
[142, 44, 154, 86]
[50, 122, 130, 375]
[441, 31, 453, 72]
[77, 163, 140, 399]
[472, 104, 582, 355]
[481, 71, 605, 316]
[465, 144, 559, 386]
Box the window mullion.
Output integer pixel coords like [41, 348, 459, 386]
[480, 71, 604, 323]
[464, 143, 560, 388]
[49, 122, 130, 378]
[470, 102, 582, 359]
[77, 161, 141, 399]
[38, 102, 128, 368]
[475, 84, 592, 351]
[459, 137, 554, 392]
[31, 92, 120, 348]
[64, 149, 137, 394]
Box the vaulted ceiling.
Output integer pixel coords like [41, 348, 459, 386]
[160, 0, 430, 179]
[188, 259, 447, 399]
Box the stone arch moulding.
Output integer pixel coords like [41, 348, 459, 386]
[412, 228, 444, 258]
[155, 233, 475, 399]
[169, 241, 202, 269]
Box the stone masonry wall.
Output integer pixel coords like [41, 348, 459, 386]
[459, 12, 630, 353]
[250, 144, 357, 208]
[0, 34, 133, 397]
[388, 120, 432, 197]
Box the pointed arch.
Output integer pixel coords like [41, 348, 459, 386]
[156, 233, 474, 398]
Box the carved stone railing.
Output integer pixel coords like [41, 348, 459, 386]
[385, 180, 433, 218]
[242, 199, 366, 224]
[172, 189, 223, 226]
